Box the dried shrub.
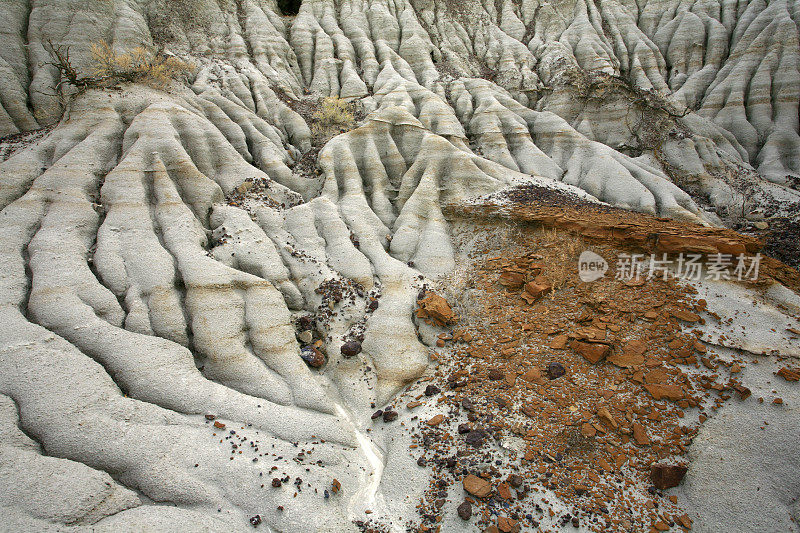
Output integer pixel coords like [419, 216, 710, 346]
[43, 39, 194, 95]
[310, 97, 355, 138]
[537, 226, 585, 291]
[90, 42, 194, 88]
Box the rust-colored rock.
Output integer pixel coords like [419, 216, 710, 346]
[777, 367, 800, 382]
[416, 293, 457, 326]
[522, 276, 552, 303]
[644, 383, 684, 401]
[644, 310, 659, 320]
[213, 420, 226, 430]
[734, 385, 752, 400]
[573, 484, 589, 495]
[331, 479, 341, 493]
[597, 406, 617, 428]
[650, 463, 688, 489]
[463, 474, 492, 498]
[571, 340, 610, 364]
[549, 334, 568, 349]
[671, 309, 701, 323]
[499, 271, 525, 290]
[608, 339, 646, 368]
[300, 346, 325, 368]
[520, 368, 544, 384]
[427, 414, 444, 426]
[497, 516, 520, 533]
[632, 423, 650, 446]
[644, 367, 670, 384]
[676, 514, 693, 529]
[496, 482, 512, 500]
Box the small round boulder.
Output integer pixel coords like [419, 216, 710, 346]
[547, 362, 566, 380]
[340, 340, 362, 357]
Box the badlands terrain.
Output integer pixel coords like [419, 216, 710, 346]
[1, 0, 800, 531]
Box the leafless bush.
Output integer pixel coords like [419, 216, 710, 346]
[90, 41, 194, 88]
[310, 97, 355, 138]
[43, 40, 193, 94]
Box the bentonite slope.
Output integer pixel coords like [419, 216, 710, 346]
[0, 0, 799, 531]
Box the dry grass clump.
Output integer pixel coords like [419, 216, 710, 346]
[90, 42, 194, 88]
[310, 97, 355, 138]
[43, 39, 194, 95]
[537, 226, 585, 291]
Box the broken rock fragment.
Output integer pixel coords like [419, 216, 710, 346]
[549, 334, 568, 349]
[643, 383, 684, 401]
[632, 423, 651, 446]
[463, 474, 492, 498]
[571, 340, 610, 364]
[496, 482, 512, 499]
[416, 293, 457, 326]
[608, 339, 646, 368]
[521, 368, 544, 384]
[676, 514, 693, 529]
[597, 406, 617, 428]
[671, 309, 702, 323]
[650, 464, 688, 489]
[300, 346, 325, 368]
[457, 500, 472, 520]
[465, 430, 486, 447]
[424, 384, 441, 396]
[427, 414, 444, 426]
[497, 516, 520, 533]
[521, 276, 552, 303]
[499, 271, 525, 290]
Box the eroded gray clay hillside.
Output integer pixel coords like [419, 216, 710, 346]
[0, 0, 799, 532]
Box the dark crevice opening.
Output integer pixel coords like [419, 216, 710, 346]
[277, 0, 301, 16]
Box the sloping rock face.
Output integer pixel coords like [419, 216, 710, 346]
[0, 0, 798, 531]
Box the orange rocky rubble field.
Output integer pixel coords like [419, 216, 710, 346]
[371, 187, 800, 533]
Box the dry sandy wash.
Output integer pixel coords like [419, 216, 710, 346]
[0, 0, 799, 531]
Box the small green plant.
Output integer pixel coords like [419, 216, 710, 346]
[310, 97, 355, 138]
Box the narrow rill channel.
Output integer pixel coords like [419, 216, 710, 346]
[331, 402, 398, 529]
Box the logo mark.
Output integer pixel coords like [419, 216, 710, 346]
[578, 251, 608, 282]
